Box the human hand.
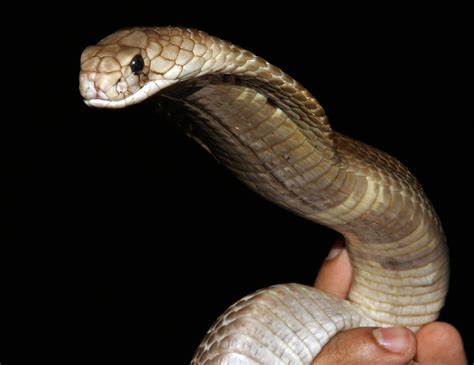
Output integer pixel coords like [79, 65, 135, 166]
[312, 240, 468, 365]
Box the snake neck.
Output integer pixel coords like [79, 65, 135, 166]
[158, 78, 448, 327]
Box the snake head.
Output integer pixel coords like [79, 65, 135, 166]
[79, 27, 216, 109]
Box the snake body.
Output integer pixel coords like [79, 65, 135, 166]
[79, 27, 449, 364]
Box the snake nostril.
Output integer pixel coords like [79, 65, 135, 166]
[79, 73, 99, 99]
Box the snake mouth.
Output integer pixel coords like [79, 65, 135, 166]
[82, 79, 176, 109]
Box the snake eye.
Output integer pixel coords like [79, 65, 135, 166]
[130, 55, 144, 75]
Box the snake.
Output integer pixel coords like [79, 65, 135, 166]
[79, 26, 449, 364]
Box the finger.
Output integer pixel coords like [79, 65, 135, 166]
[415, 322, 468, 365]
[314, 238, 352, 299]
[313, 327, 417, 365]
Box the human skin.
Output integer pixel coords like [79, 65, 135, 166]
[312, 241, 468, 365]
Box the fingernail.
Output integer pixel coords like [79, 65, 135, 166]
[325, 246, 343, 260]
[373, 327, 411, 353]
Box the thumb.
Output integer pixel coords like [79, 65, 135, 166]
[312, 327, 417, 365]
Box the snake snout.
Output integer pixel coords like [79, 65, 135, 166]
[79, 70, 121, 102]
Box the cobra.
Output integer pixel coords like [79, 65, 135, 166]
[79, 26, 449, 364]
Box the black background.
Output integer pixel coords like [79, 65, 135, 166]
[3, 3, 472, 363]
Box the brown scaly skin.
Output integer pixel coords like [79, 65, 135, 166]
[80, 27, 449, 364]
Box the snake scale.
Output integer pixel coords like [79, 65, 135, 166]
[79, 27, 449, 364]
